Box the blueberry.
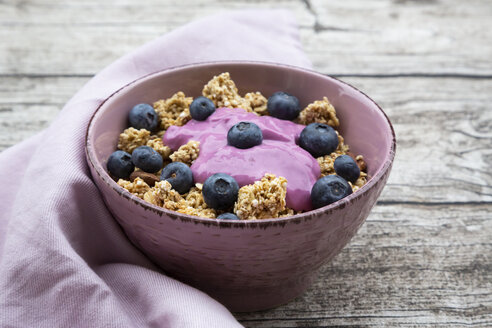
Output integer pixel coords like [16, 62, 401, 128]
[160, 162, 194, 194]
[217, 213, 240, 220]
[227, 121, 263, 149]
[107, 150, 134, 180]
[311, 175, 352, 209]
[129, 103, 159, 131]
[131, 146, 163, 173]
[299, 123, 339, 158]
[190, 96, 216, 121]
[334, 155, 360, 183]
[267, 91, 301, 120]
[203, 173, 239, 210]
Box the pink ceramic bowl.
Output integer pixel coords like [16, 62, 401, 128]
[85, 61, 395, 312]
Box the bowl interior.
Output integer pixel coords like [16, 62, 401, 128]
[88, 62, 394, 200]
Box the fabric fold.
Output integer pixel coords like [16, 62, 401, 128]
[0, 9, 312, 327]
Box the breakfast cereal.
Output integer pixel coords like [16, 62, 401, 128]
[109, 73, 368, 220]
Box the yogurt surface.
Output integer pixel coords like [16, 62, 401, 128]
[163, 107, 320, 211]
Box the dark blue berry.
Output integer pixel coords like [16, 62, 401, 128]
[299, 123, 339, 158]
[227, 121, 263, 149]
[217, 213, 240, 220]
[311, 175, 352, 209]
[203, 173, 239, 210]
[129, 103, 159, 132]
[107, 150, 134, 180]
[334, 155, 360, 183]
[160, 162, 194, 194]
[190, 96, 216, 121]
[267, 91, 301, 120]
[131, 146, 163, 173]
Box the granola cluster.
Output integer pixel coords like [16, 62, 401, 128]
[114, 72, 368, 220]
[118, 127, 150, 154]
[244, 92, 268, 115]
[317, 153, 368, 191]
[317, 133, 350, 177]
[234, 174, 288, 220]
[143, 180, 183, 209]
[350, 171, 368, 192]
[153, 92, 193, 130]
[298, 96, 339, 127]
[117, 177, 150, 199]
[147, 137, 172, 160]
[170, 140, 200, 165]
[143, 181, 216, 218]
[202, 72, 244, 109]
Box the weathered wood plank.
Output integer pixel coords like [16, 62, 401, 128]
[235, 203, 492, 327]
[340, 76, 492, 204]
[0, 0, 311, 75]
[307, 0, 492, 75]
[0, 76, 88, 149]
[1, 76, 491, 204]
[1, 2, 491, 327]
[0, 0, 491, 75]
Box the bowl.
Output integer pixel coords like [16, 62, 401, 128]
[85, 61, 396, 312]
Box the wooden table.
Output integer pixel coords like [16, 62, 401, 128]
[1, 1, 491, 326]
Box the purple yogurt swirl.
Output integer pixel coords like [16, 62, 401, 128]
[163, 107, 320, 211]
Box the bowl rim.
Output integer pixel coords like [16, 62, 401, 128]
[85, 60, 396, 228]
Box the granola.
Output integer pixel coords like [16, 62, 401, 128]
[180, 184, 216, 218]
[143, 181, 216, 218]
[170, 140, 200, 165]
[350, 172, 368, 192]
[279, 207, 297, 218]
[118, 177, 150, 199]
[317, 153, 339, 177]
[298, 97, 339, 127]
[354, 154, 367, 172]
[202, 72, 245, 108]
[233, 174, 288, 220]
[147, 137, 172, 160]
[317, 133, 351, 176]
[317, 143, 368, 192]
[336, 132, 350, 154]
[153, 91, 193, 130]
[244, 92, 268, 115]
[118, 127, 151, 154]
[110, 72, 368, 220]
[143, 180, 185, 210]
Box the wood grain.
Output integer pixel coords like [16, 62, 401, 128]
[236, 203, 492, 327]
[1, 0, 491, 326]
[1, 0, 491, 75]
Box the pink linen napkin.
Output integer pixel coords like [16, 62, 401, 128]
[0, 10, 312, 327]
